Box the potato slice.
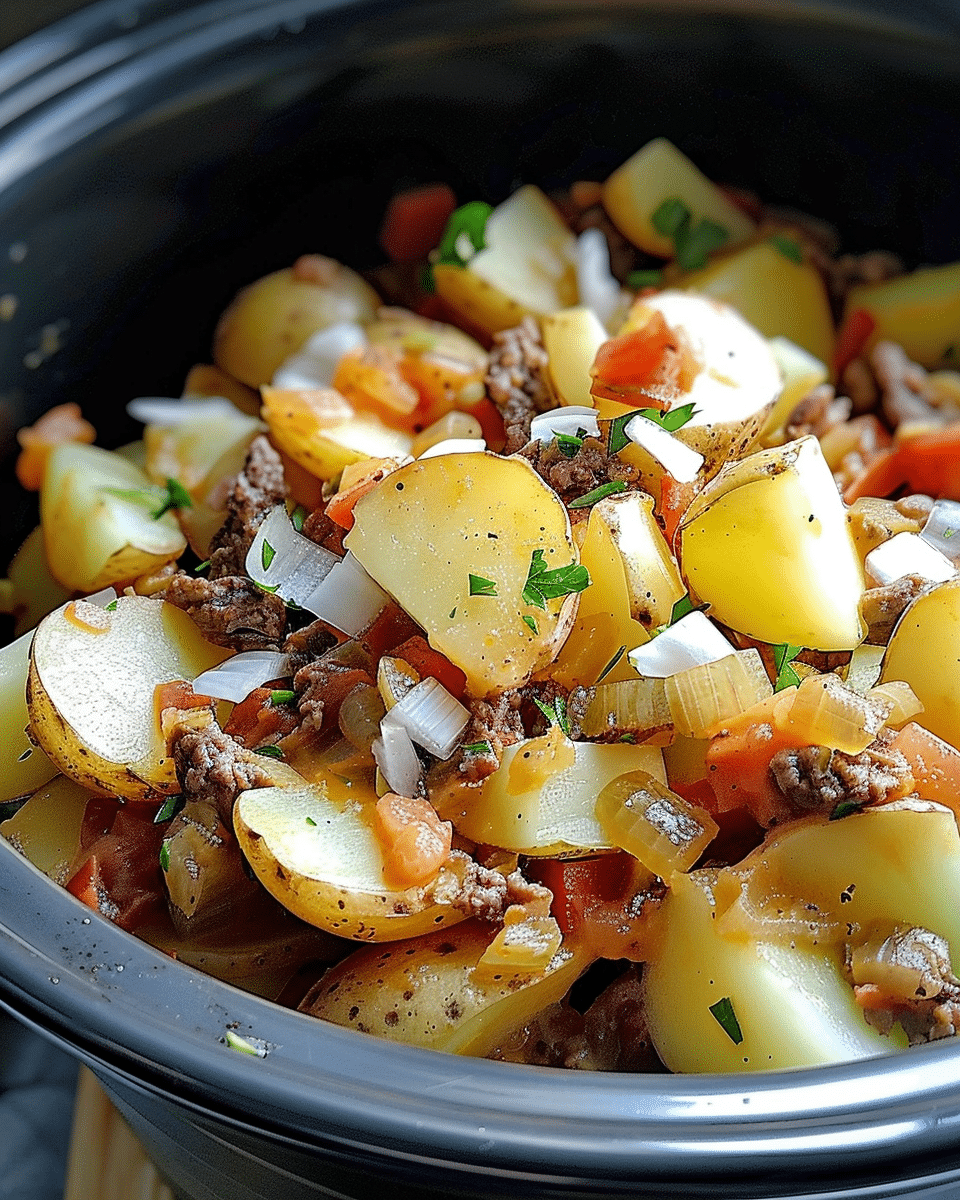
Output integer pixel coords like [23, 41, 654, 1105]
[679, 239, 836, 365]
[0, 629, 57, 803]
[880, 576, 960, 749]
[299, 918, 589, 1054]
[760, 336, 830, 446]
[845, 260, 960, 369]
[541, 306, 609, 407]
[432, 186, 578, 337]
[601, 138, 756, 259]
[447, 734, 666, 855]
[4, 526, 73, 638]
[27, 596, 230, 800]
[345, 452, 582, 696]
[233, 782, 469, 941]
[40, 443, 187, 594]
[643, 868, 903, 1073]
[0, 774, 93, 883]
[213, 256, 381, 388]
[679, 435, 866, 650]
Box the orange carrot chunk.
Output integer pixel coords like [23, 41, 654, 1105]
[374, 792, 452, 889]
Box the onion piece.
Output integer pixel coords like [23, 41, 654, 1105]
[192, 651, 292, 704]
[580, 677, 672, 740]
[529, 406, 601, 444]
[372, 716, 422, 798]
[127, 396, 247, 427]
[864, 530, 957, 586]
[271, 322, 368, 390]
[665, 649, 772, 739]
[575, 227, 625, 330]
[787, 672, 891, 755]
[417, 438, 486, 459]
[245, 505, 339, 602]
[627, 611, 734, 677]
[303, 551, 389, 636]
[920, 498, 960, 563]
[624, 413, 704, 483]
[383, 676, 470, 759]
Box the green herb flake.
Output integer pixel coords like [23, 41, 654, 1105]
[650, 197, 728, 271]
[522, 549, 590, 611]
[568, 480, 628, 509]
[772, 643, 804, 692]
[254, 580, 280, 595]
[709, 996, 743, 1044]
[469, 573, 498, 597]
[522, 614, 539, 635]
[194, 559, 210, 573]
[462, 740, 493, 756]
[651, 198, 693, 239]
[305, 816, 317, 827]
[626, 268, 663, 290]
[435, 200, 493, 268]
[607, 403, 695, 455]
[449, 607, 457, 619]
[154, 794, 185, 825]
[290, 504, 309, 532]
[944, 528, 956, 540]
[159, 842, 170, 872]
[830, 800, 862, 821]
[151, 477, 194, 520]
[261, 539, 276, 572]
[555, 432, 584, 458]
[767, 234, 804, 264]
[254, 745, 284, 759]
[533, 694, 570, 737]
[270, 689, 296, 706]
[597, 645, 626, 683]
[105, 599, 118, 612]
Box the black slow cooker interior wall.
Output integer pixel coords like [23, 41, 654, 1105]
[2, 3, 959, 569]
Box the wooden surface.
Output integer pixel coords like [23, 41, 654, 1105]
[65, 1068, 174, 1200]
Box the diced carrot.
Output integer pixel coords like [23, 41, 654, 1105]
[525, 852, 652, 960]
[889, 721, 960, 818]
[457, 395, 505, 452]
[325, 459, 401, 530]
[704, 688, 814, 826]
[379, 184, 458, 264]
[66, 855, 102, 912]
[222, 685, 301, 749]
[843, 424, 960, 503]
[155, 679, 215, 713]
[374, 792, 452, 889]
[15, 402, 96, 490]
[657, 472, 701, 549]
[332, 346, 419, 426]
[391, 635, 467, 700]
[832, 308, 876, 378]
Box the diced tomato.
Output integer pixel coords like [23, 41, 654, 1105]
[379, 184, 458, 264]
[374, 793, 452, 889]
[589, 314, 675, 407]
[391, 635, 467, 700]
[360, 603, 422, 662]
[325, 459, 401, 531]
[66, 803, 166, 932]
[843, 423, 960, 503]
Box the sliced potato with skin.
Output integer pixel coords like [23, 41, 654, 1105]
[213, 256, 381, 388]
[643, 868, 904, 1073]
[40, 442, 187, 594]
[234, 781, 470, 941]
[0, 774, 94, 883]
[299, 918, 590, 1055]
[28, 596, 230, 800]
[432, 186, 578, 337]
[880, 576, 960, 749]
[679, 435, 866, 650]
[0, 629, 57, 802]
[4, 525, 72, 638]
[346, 452, 582, 697]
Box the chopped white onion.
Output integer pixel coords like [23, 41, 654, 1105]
[575, 227, 625, 329]
[418, 438, 486, 459]
[192, 651, 293, 703]
[529, 406, 602, 444]
[373, 717, 423, 798]
[865, 531, 957, 587]
[271, 322, 368, 390]
[246, 505, 339, 601]
[382, 677, 470, 759]
[302, 550, 388, 636]
[627, 611, 735, 678]
[624, 414, 704, 483]
[127, 396, 247, 427]
[921, 499, 960, 563]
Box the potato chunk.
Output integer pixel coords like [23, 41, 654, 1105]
[345, 452, 582, 696]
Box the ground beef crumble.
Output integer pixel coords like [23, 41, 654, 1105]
[162, 572, 287, 651]
[519, 436, 641, 520]
[485, 318, 554, 453]
[860, 573, 928, 644]
[434, 851, 551, 923]
[769, 730, 914, 815]
[171, 723, 274, 820]
[208, 434, 287, 578]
